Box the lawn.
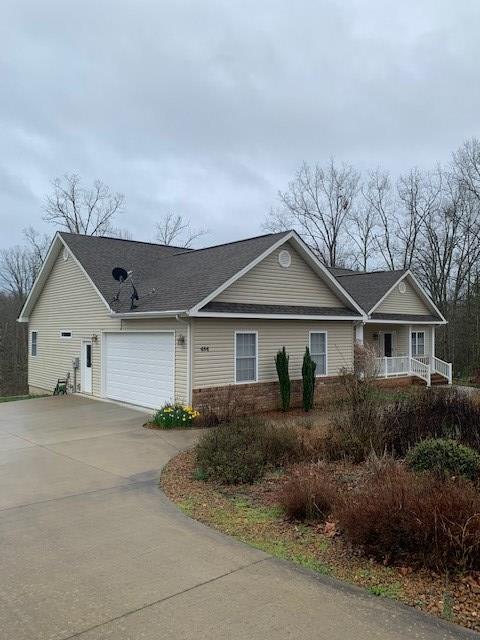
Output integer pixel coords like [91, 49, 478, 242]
[0, 394, 46, 403]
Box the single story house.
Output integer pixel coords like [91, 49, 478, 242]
[18, 230, 451, 411]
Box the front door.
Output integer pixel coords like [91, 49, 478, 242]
[383, 333, 393, 358]
[81, 340, 93, 393]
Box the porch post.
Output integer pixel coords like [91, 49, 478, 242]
[355, 322, 364, 345]
[431, 326, 435, 362]
[408, 324, 412, 375]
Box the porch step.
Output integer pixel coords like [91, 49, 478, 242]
[413, 373, 449, 386]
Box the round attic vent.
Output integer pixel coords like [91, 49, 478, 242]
[398, 281, 406, 294]
[63, 247, 69, 262]
[278, 249, 291, 268]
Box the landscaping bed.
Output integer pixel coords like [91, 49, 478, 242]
[161, 384, 480, 633]
[162, 449, 480, 633]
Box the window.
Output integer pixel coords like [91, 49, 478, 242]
[310, 332, 327, 376]
[31, 331, 37, 357]
[60, 330, 72, 339]
[411, 331, 425, 356]
[235, 332, 257, 383]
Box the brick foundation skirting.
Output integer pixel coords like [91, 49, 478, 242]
[192, 376, 415, 413]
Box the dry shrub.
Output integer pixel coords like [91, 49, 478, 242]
[325, 383, 480, 463]
[194, 386, 255, 427]
[325, 372, 385, 462]
[195, 418, 303, 484]
[279, 463, 338, 521]
[335, 461, 480, 572]
[383, 387, 480, 456]
[295, 426, 327, 462]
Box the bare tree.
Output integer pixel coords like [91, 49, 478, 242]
[453, 137, 480, 200]
[0, 245, 38, 298]
[396, 168, 441, 270]
[43, 174, 125, 236]
[346, 204, 378, 271]
[264, 159, 360, 266]
[155, 213, 208, 248]
[364, 170, 398, 270]
[23, 226, 50, 266]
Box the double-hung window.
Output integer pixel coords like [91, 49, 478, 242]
[235, 332, 257, 383]
[411, 331, 425, 357]
[31, 331, 38, 357]
[310, 332, 327, 376]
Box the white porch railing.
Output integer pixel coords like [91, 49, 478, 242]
[433, 357, 453, 384]
[374, 355, 452, 386]
[410, 357, 431, 385]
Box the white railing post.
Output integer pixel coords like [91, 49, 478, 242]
[384, 357, 388, 378]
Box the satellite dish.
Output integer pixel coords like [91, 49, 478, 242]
[112, 267, 129, 282]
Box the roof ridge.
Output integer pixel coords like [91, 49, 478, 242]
[337, 268, 407, 278]
[170, 230, 291, 256]
[58, 231, 191, 251]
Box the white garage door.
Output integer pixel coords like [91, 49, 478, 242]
[104, 332, 174, 409]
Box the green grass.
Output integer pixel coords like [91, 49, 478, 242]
[368, 582, 403, 599]
[0, 394, 47, 403]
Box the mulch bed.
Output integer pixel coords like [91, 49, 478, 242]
[161, 450, 480, 633]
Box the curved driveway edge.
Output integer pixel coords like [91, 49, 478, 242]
[0, 395, 476, 640]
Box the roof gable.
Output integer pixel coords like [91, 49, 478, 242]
[335, 269, 407, 313]
[213, 241, 347, 309]
[375, 277, 430, 315]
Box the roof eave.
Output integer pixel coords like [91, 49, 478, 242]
[191, 311, 362, 321]
[109, 310, 189, 319]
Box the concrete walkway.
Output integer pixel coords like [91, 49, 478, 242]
[0, 396, 475, 640]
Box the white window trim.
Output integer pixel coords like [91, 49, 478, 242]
[31, 330, 38, 357]
[59, 330, 73, 339]
[309, 330, 328, 377]
[411, 330, 426, 357]
[234, 331, 258, 384]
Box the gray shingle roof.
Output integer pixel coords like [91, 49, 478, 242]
[335, 269, 408, 312]
[328, 267, 359, 276]
[60, 231, 291, 313]
[370, 312, 442, 322]
[202, 301, 360, 317]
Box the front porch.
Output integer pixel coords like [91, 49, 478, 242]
[358, 322, 452, 387]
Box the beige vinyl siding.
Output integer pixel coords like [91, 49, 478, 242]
[28, 248, 188, 404]
[215, 242, 346, 308]
[364, 324, 433, 357]
[28, 249, 120, 396]
[192, 318, 354, 388]
[120, 318, 189, 404]
[376, 279, 430, 314]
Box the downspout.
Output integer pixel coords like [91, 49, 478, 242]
[175, 314, 192, 405]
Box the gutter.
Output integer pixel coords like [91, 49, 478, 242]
[109, 309, 188, 319]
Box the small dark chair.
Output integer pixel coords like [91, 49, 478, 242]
[53, 372, 70, 395]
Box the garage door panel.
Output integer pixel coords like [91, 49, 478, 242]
[104, 333, 174, 409]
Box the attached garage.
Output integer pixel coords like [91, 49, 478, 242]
[103, 332, 175, 409]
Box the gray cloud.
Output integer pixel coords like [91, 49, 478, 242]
[1, 0, 479, 248]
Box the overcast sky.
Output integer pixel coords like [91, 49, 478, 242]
[1, 0, 479, 250]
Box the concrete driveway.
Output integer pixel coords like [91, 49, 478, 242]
[0, 396, 475, 640]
